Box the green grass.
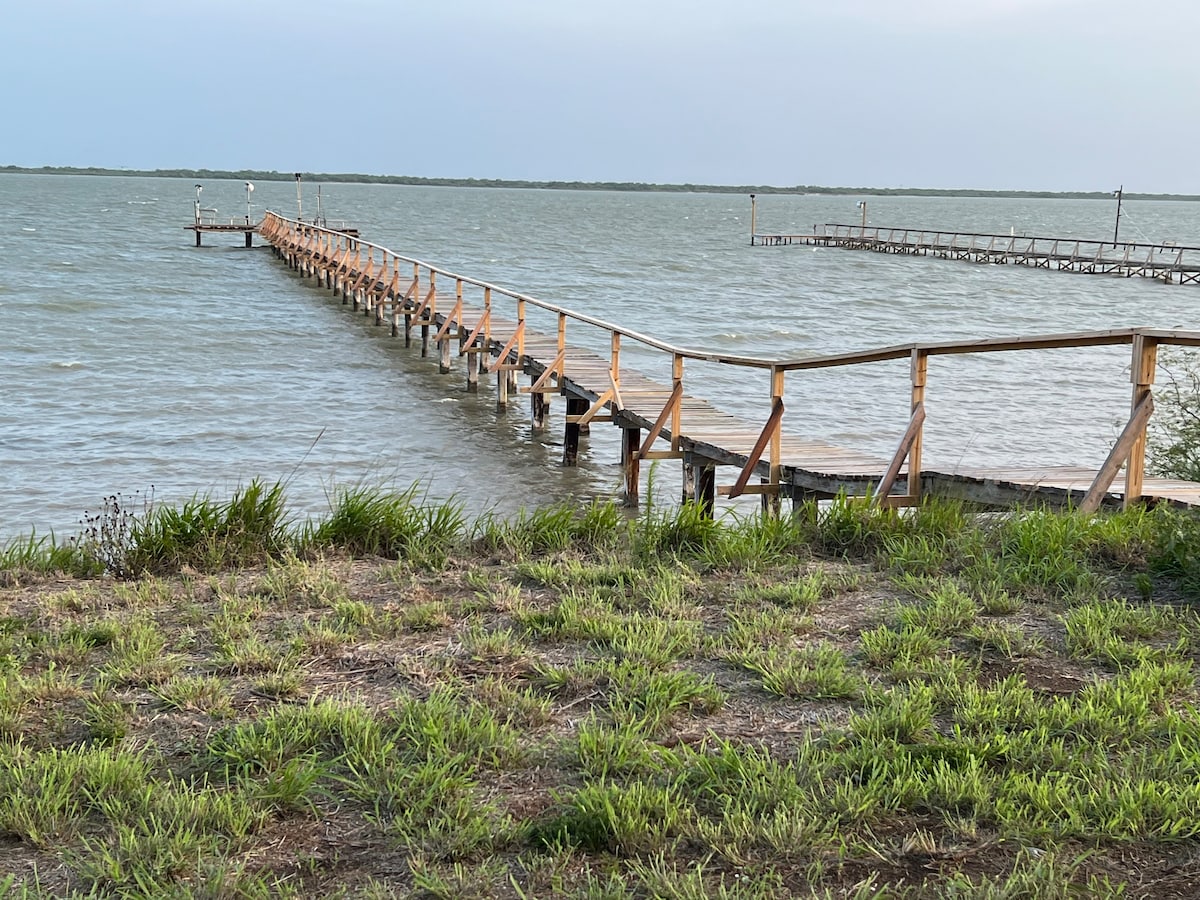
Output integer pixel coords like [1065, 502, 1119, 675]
[3, 489, 1200, 895]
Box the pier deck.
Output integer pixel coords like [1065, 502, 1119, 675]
[255, 212, 1200, 514]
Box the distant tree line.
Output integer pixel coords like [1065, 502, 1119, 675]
[0, 164, 1195, 201]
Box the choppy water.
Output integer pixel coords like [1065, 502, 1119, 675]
[3, 173, 1199, 540]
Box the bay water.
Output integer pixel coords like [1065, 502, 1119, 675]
[2, 173, 1198, 541]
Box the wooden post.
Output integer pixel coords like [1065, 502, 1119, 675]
[440, 279, 460, 373]
[332, 235, 342, 293]
[671, 354, 684, 453]
[1125, 334, 1158, 507]
[623, 427, 641, 506]
[766, 367, 784, 517]
[531, 386, 549, 432]
[682, 460, 696, 504]
[696, 464, 716, 517]
[497, 363, 509, 411]
[404, 263, 418, 347]
[421, 271, 434, 357]
[563, 397, 588, 466]
[910, 349, 927, 501]
[517, 297, 527, 363]
[466, 349, 479, 392]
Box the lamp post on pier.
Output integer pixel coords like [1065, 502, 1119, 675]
[193, 184, 202, 225]
[295, 172, 303, 222]
[856, 200, 867, 231]
[1113, 185, 1123, 248]
[244, 182, 254, 224]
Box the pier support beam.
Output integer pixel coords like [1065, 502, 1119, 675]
[497, 365, 509, 411]
[563, 397, 588, 466]
[531, 388, 549, 433]
[622, 427, 641, 506]
[464, 335, 478, 393]
[695, 464, 716, 517]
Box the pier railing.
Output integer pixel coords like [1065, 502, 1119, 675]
[260, 211, 1200, 512]
[753, 222, 1200, 284]
[827, 222, 1198, 261]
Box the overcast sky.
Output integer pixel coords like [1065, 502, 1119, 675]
[4, 0, 1197, 193]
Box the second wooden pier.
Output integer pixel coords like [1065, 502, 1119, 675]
[749, 198, 1200, 286]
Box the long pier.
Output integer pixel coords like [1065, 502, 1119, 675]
[752, 220, 1200, 286]
[255, 212, 1200, 514]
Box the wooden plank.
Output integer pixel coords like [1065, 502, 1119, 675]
[873, 402, 926, 503]
[726, 399, 785, 499]
[1079, 393, 1155, 513]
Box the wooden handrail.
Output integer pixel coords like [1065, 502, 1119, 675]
[262, 214, 1200, 374]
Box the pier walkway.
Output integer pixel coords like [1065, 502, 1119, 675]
[752, 222, 1200, 286]
[256, 212, 1200, 514]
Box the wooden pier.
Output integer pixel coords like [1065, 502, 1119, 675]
[186, 221, 257, 248]
[752, 219, 1200, 286]
[256, 212, 1200, 515]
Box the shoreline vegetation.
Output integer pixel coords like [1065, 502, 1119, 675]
[2, 483, 1200, 896]
[2, 165, 1197, 201]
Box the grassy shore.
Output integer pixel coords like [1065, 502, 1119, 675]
[2, 484, 1200, 897]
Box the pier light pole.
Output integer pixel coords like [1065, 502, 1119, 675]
[856, 200, 867, 231]
[244, 182, 254, 224]
[1113, 185, 1124, 248]
[194, 184, 202, 225]
[749, 194, 756, 246]
[295, 173, 303, 222]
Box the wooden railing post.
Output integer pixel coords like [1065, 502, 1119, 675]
[1126, 334, 1159, 507]
[610, 332, 622, 405]
[389, 258, 401, 336]
[405, 263, 419, 346]
[512, 297, 526, 395]
[334, 234, 345, 295]
[422, 271, 436, 357]
[374, 251, 388, 324]
[671, 354, 683, 453]
[469, 286, 490, 391]
[910, 349, 927, 501]
[765, 367, 784, 516]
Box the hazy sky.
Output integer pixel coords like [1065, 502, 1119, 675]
[4, 0, 1197, 192]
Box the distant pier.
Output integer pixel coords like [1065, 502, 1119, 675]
[749, 201, 1200, 285]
